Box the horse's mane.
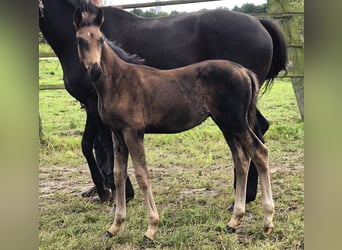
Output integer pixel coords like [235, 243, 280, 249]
[75, 0, 100, 27]
[64, 0, 97, 11]
[79, 0, 99, 15]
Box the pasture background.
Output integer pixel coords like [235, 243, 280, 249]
[39, 58, 304, 249]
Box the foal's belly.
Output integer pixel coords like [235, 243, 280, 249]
[144, 109, 209, 134]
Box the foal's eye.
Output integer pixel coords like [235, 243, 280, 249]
[76, 37, 88, 49]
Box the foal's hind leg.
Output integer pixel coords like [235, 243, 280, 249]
[224, 136, 250, 232]
[232, 109, 268, 207]
[240, 129, 275, 233]
[231, 110, 269, 210]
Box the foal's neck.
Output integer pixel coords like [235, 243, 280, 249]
[101, 42, 127, 76]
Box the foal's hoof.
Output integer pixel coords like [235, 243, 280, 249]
[141, 235, 154, 246]
[225, 226, 236, 234]
[81, 186, 97, 197]
[263, 226, 273, 234]
[103, 231, 114, 238]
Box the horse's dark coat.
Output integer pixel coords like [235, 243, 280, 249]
[39, 0, 287, 202]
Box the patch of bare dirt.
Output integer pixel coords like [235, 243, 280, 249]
[39, 164, 92, 199]
[39, 164, 137, 201]
[39, 163, 304, 201]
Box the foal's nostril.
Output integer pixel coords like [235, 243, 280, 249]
[89, 63, 102, 82]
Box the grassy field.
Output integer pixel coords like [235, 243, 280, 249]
[39, 58, 64, 86]
[39, 58, 304, 249]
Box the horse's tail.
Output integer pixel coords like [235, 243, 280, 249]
[259, 18, 288, 92]
[246, 70, 259, 129]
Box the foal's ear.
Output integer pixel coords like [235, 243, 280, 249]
[94, 8, 104, 27]
[73, 8, 83, 30]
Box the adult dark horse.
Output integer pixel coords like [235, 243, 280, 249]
[74, 8, 274, 240]
[39, 0, 287, 204]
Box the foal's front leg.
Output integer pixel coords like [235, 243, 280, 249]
[123, 129, 159, 242]
[106, 132, 129, 237]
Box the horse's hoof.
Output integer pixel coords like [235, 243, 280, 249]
[264, 226, 273, 234]
[90, 196, 110, 204]
[103, 231, 114, 238]
[141, 235, 154, 246]
[142, 235, 152, 243]
[98, 189, 113, 203]
[225, 226, 236, 234]
[89, 196, 105, 203]
[81, 186, 97, 197]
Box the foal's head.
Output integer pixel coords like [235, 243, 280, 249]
[73, 8, 144, 81]
[74, 8, 105, 81]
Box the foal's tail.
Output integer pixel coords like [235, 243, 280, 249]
[246, 70, 259, 129]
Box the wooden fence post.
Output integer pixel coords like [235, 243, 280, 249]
[268, 0, 304, 120]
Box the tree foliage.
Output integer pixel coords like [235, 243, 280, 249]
[131, 8, 173, 17]
[129, 2, 268, 17]
[131, 8, 186, 17]
[232, 3, 267, 13]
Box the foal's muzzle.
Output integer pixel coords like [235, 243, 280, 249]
[89, 63, 103, 82]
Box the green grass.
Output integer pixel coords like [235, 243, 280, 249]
[39, 58, 304, 249]
[39, 58, 64, 86]
[39, 43, 54, 54]
[39, 43, 63, 87]
[39, 89, 85, 166]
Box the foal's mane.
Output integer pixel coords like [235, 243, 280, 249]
[105, 39, 145, 65]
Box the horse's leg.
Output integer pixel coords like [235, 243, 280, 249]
[123, 129, 159, 242]
[81, 134, 111, 198]
[96, 124, 135, 203]
[80, 136, 103, 198]
[246, 109, 270, 202]
[80, 110, 111, 202]
[106, 131, 129, 237]
[232, 109, 268, 207]
[224, 136, 250, 233]
[239, 129, 274, 233]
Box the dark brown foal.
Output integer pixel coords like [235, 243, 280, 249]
[74, 8, 274, 242]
